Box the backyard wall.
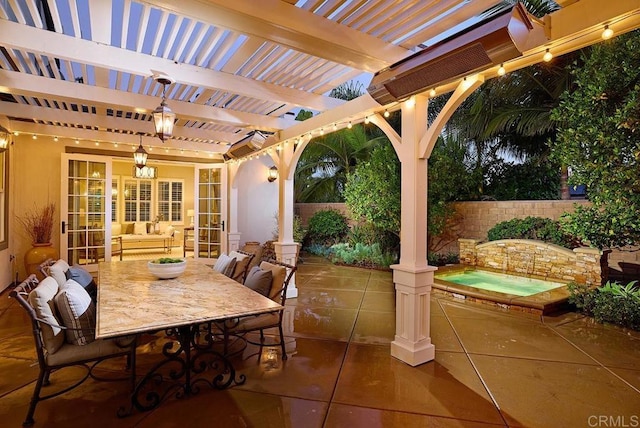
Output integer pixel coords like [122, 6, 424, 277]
[295, 201, 640, 281]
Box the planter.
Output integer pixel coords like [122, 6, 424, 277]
[24, 243, 58, 279]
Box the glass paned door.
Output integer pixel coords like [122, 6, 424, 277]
[194, 164, 227, 261]
[61, 154, 112, 272]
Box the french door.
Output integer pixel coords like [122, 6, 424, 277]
[61, 154, 112, 272]
[194, 164, 227, 262]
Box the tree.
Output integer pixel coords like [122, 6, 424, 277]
[551, 30, 640, 249]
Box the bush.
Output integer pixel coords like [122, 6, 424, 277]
[427, 252, 459, 266]
[305, 243, 333, 257]
[568, 281, 640, 330]
[307, 209, 349, 245]
[330, 243, 395, 269]
[487, 216, 580, 249]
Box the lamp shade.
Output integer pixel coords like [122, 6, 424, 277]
[132, 165, 158, 179]
[152, 102, 175, 141]
[268, 166, 278, 182]
[133, 141, 148, 168]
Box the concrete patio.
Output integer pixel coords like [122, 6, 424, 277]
[0, 255, 639, 427]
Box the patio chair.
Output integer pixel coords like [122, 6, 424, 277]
[10, 274, 137, 426]
[228, 249, 255, 283]
[220, 259, 296, 359]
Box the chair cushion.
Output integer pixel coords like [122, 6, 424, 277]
[28, 277, 65, 354]
[133, 222, 147, 235]
[244, 266, 273, 297]
[233, 312, 280, 332]
[259, 261, 287, 301]
[46, 336, 133, 367]
[213, 254, 236, 277]
[49, 259, 70, 288]
[229, 251, 250, 283]
[55, 280, 96, 346]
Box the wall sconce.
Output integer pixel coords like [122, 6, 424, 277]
[152, 76, 175, 142]
[0, 129, 9, 153]
[187, 209, 195, 227]
[132, 165, 158, 179]
[268, 166, 278, 182]
[133, 135, 148, 168]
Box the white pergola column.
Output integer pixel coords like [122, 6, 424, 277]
[389, 95, 436, 366]
[272, 144, 298, 299]
[227, 162, 241, 252]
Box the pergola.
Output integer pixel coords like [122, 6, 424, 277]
[1, 0, 640, 366]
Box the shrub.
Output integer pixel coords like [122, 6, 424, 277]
[487, 216, 580, 249]
[568, 281, 640, 331]
[427, 252, 460, 266]
[305, 243, 333, 257]
[330, 243, 395, 269]
[307, 209, 349, 245]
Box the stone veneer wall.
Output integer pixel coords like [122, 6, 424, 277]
[459, 238, 606, 286]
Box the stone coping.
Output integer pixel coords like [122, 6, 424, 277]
[433, 265, 571, 315]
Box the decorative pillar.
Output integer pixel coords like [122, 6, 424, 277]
[389, 95, 435, 366]
[272, 144, 298, 299]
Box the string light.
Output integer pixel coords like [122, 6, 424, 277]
[347, 121, 352, 129]
[602, 25, 614, 40]
[32, 134, 37, 139]
[53, 136, 59, 142]
[75, 139, 80, 144]
[498, 64, 506, 76]
[429, 88, 436, 98]
[320, 128, 324, 135]
[543, 48, 553, 62]
[95, 141, 99, 146]
[114, 142, 118, 148]
[364, 116, 370, 124]
[333, 123, 337, 131]
[383, 109, 390, 118]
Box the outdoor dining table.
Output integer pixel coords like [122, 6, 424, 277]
[96, 258, 283, 415]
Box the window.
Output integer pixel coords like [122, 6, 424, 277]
[124, 179, 152, 222]
[0, 150, 6, 249]
[111, 177, 119, 222]
[157, 180, 183, 223]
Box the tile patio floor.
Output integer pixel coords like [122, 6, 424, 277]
[0, 255, 639, 427]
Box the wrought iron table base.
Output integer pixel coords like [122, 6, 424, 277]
[118, 323, 245, 417]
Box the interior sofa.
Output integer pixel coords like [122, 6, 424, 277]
[111, 222, 175, 254]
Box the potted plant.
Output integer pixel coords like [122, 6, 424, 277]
[18, 202, 58, 276]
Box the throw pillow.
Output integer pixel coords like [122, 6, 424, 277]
[133, 222, 147, 235]
[125, 223, 135, 234]
[65, 266, 97, 302]
[49, 259, 70, 288]
[28, 277, 65, 354]
[213, 253, 236, 277]
[229, 251, 250, 283]
[55, 279, 96, 346]
[259, 261, 287, 300]
[111, 223, 122, 236]
[244, 266, 273, 297]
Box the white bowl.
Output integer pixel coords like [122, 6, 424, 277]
[147, 259, 187, 279]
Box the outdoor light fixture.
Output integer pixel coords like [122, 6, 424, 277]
[602, 25, 614, 40]
[133, 135, 148, 168]
[0, 128, 9, 153]
[543, 48, 553, 62]
[152, 76, 175, 142]
[132, 165, 158, 179]
[268, 166, 278, 182]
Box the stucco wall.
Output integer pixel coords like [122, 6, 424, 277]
[236, 157, 279, 246]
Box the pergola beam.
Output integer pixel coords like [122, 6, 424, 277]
[144, 0, 410, 72]
[0, 101, 239, 143]
[0, 20, 345, 113]
[0, 69, 294, 135]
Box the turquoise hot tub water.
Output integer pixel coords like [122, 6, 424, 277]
[435, 270, 566, 297]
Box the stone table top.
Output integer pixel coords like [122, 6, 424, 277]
[96, 259, 282, 339]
